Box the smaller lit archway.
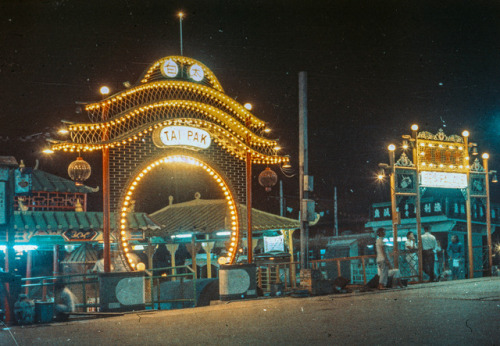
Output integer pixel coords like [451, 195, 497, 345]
[118, 155, 240, 270]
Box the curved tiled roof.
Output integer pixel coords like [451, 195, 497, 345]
[32, 169, 96, 194]
[13, 211, 159, 232]
[147, 199, 300, 237]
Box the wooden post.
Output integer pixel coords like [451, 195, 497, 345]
[25, 250, 33, 294]
[53, 244, 59, 276]
[201, 241, 214, 278]
[166, 243, 179, 280]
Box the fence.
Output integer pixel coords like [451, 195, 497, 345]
[256, 262, 298, 294]
[22, 273, 100, 312]
[145, 265, 197, 310]
[310, 255, 377, 285]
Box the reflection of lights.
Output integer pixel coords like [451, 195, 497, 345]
[0, 245, 38, 251]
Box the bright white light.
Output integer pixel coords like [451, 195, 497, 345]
[216, 231, 231, 236]
[0, 245, 38, 251]
[244, 103, 252, 111]
[100, 86, 110, 95]
[133, 245, 145, 250]
[171, 233, 192, 239]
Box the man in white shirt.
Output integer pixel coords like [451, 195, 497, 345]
[421, 225, 437, 282]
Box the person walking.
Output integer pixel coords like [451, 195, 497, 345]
[375, 228, 391, 290]
[421, 225, 437, 282]
[447, 235, 464, 280]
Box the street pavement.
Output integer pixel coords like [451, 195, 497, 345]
[1, 277, 499, 345]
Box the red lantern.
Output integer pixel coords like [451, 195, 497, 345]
[258, 167, 278, 192]
[68, 157, 91, 186]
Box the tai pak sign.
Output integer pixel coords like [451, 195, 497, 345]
[153, 126, 211, 150]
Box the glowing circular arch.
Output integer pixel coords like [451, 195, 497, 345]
[118, 154, 240, 270]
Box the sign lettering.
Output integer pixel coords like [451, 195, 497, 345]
[153, 126, 211, 150]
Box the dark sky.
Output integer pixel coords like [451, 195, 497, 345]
[1, 1, 500, 227]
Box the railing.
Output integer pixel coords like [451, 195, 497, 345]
[22, 273, 100, 312]
[256, 262, 299, 294]
[145, 265, 197, 310]
[310, 255, 377, 285]
[472, 245, 491, 275]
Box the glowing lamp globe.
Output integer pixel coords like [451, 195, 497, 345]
[68, 157, 91, 186]
[258, 167, 278, 192]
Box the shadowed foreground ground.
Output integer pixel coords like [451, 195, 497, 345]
[1, 277, 499, 345]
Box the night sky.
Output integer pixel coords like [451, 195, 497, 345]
[1, 1, 500, 231]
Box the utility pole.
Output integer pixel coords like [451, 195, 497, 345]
[299, 71, 309, 269]
[334, 187, 338, 237]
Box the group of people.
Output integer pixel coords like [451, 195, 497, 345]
[375, 226, 465, 289]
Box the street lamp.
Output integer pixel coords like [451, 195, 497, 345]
[482, 153, 496, 276]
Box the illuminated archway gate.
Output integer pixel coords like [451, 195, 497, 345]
[50, 56, 289, 268]
[120, 155, 240, 269]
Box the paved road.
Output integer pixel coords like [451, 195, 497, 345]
[1, 277, 499, 345]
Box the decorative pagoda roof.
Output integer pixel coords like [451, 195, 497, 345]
[12, 211, 159, 232]
[32, 169, 97, 194]
[147, 198, 299, 237]
[48, 55, 289, 166]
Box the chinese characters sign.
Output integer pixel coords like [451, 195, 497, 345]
[420, 171, 467, 189]
[416, 140, 467, 173]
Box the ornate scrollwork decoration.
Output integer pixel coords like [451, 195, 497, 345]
[416, 128, 464, 143]
[470, 158, 484, 172]
[395, 152, 414, 167]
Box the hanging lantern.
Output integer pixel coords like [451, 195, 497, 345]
[68, 157, 91, 186]
[258, 167, 278, 192]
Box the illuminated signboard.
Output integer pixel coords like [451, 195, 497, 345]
[420, 171, 467, 189]
[415, 130, 467, 173]
[161, 59, 179, 78]
[153, 126, 211, 150]
[188, 64, 204, 81]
